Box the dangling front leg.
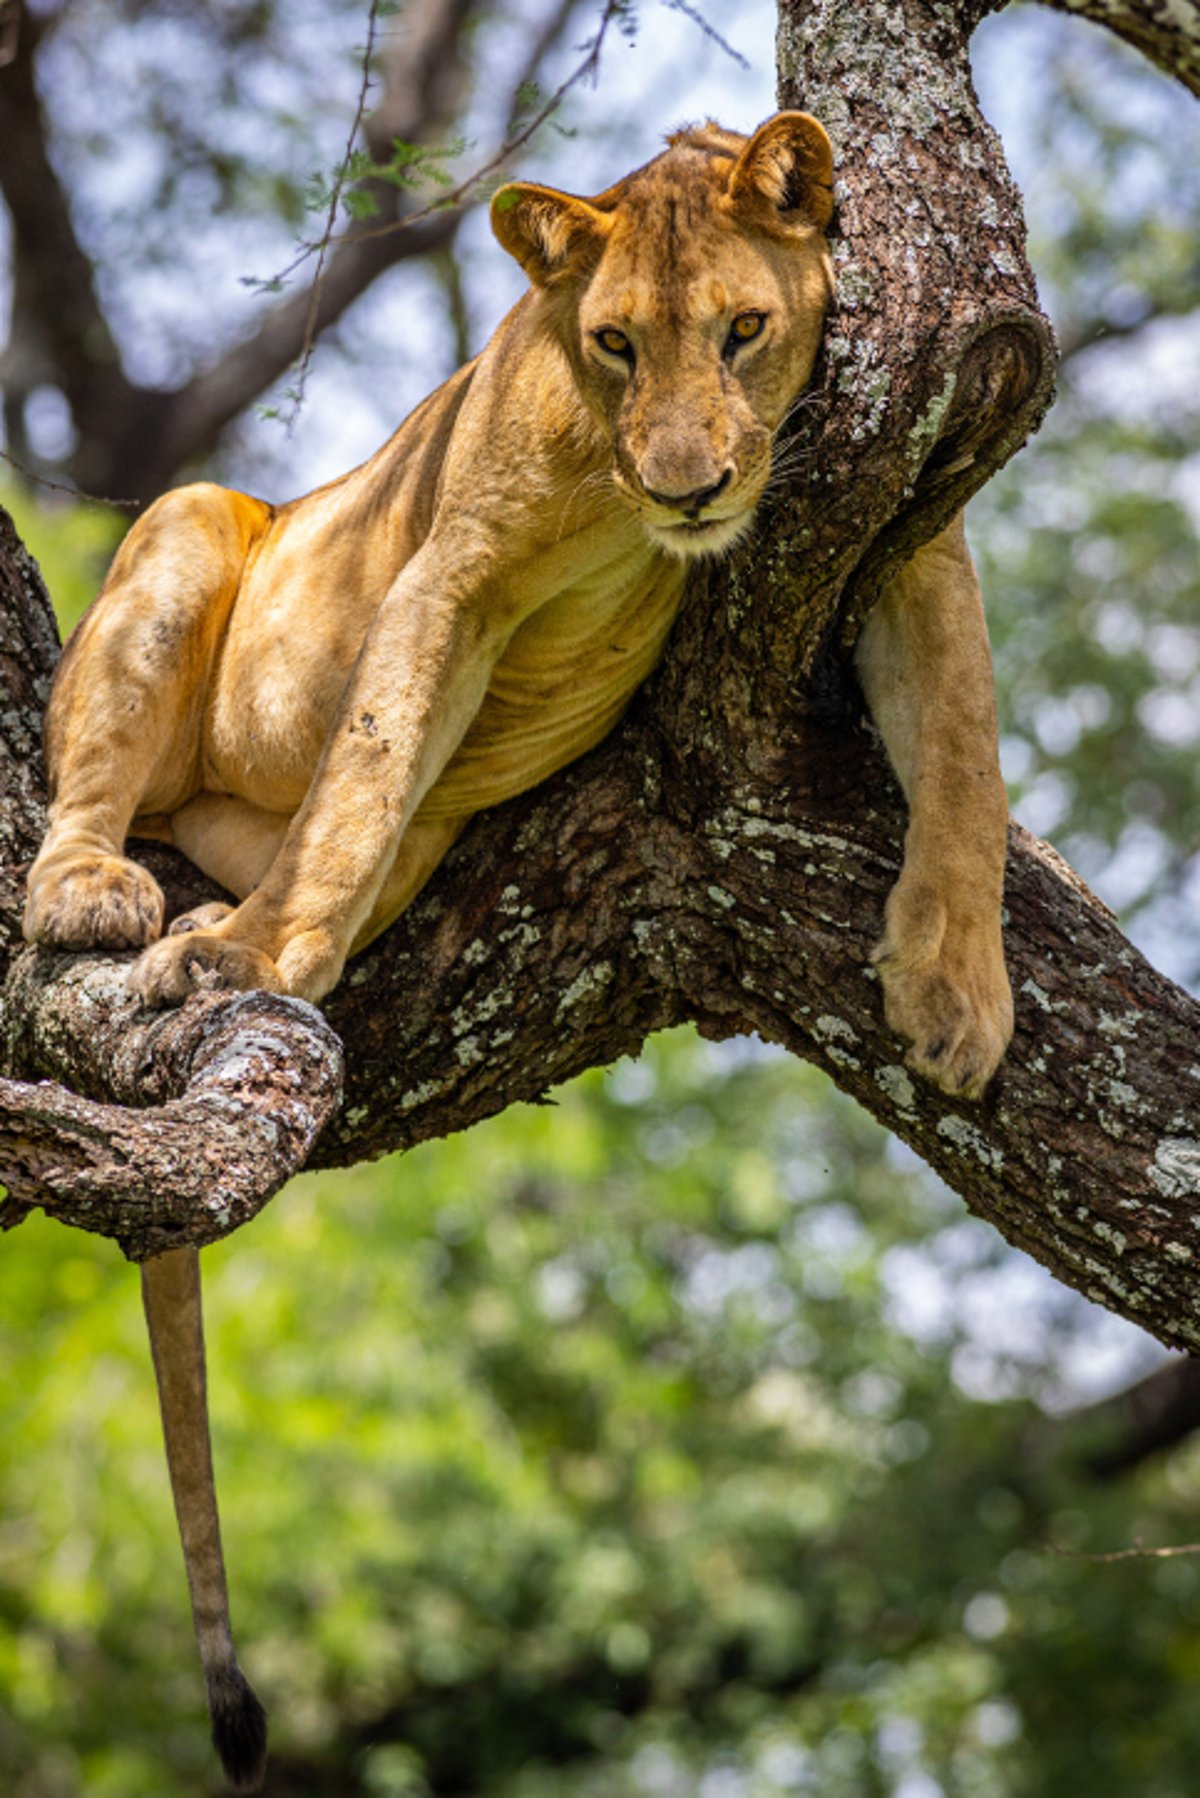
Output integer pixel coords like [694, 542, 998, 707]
[854, 513, 1013, 1098]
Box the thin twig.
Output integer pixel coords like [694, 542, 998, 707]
[0, 446, 142, 512]
[270, 0, 626, 419]
[660, 0, 748, 71]
[436, 246, 472, 369]
[285, 0, 386, 427]
[506, 0, 583, 135]
[1047, 1537, 1200, 1564]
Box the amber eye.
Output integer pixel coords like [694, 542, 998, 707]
[727, 311, 766, 351]
[595, 326, 633, 359]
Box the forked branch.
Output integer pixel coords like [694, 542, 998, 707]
[0, 960, 343, 1259]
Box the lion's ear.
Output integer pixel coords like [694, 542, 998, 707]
[729, 112, 834, 231]
[490, 183, 611, 286]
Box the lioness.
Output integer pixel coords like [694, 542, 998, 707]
[24, 115, 1012, 1789]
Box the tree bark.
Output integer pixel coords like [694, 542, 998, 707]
[3, 0, 1200, 1358]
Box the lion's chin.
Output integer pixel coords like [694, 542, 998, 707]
[644, 511, 755, 562]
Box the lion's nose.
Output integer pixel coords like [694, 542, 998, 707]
[643, 467, 733, 516]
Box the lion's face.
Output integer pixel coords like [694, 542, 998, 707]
[492, 114, 835, 560]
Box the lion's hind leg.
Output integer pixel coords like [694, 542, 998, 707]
[125, 796, 292, 1004]
[24, 484, 269, 954]
[167, 792, 292, 908]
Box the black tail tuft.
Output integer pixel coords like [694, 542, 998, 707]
[208, 1663, 269, 1792]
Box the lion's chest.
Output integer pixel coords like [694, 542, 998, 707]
[417, 557, 687, 820]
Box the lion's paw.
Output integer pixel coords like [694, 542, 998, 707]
[129, 931, 284, 1008]
[25, 853, 165, 952]
[872, 890, 1013, 1100]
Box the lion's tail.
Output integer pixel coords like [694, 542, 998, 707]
[142, 1246, 268, 1793]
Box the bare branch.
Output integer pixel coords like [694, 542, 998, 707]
[0, 0, 488, 500]
[0, 6, 144, 484]
[507, 0, 587, 132]
[135, 0, 486, 489]
[1056, 295, 1200, 368]
[1074, 1357, 1200, 1478]
[1032, 0, 1200, 97]
[434, 245, 473, 369]
[285, 0, 390, 423]
[264, 0, 628, 290]
[111, 0, 633, 489]
[1048, 1538, 1200, 1562]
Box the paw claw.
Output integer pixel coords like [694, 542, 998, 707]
[130, 932, 284, 1008]
[874, 920, 1012, 1101]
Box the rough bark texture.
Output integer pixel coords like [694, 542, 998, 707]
[0, 973, 343, 1260]
[3, 0, 1200, 1358]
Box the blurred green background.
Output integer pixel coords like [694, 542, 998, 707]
[2, 3, 1200, 1793]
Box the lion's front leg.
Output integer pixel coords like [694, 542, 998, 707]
[130, 543, 506, 1007]
[130, 912, 286, 1005]
[854, 513, 1013, 1099]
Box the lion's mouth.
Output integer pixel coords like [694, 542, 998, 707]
[648, 510, 753, 559]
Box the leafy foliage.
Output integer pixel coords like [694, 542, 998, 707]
[0, 1034, 1197, 1795]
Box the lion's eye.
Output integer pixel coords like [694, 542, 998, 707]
[595, 327, 633, 360]
[726, 312, 766, 351]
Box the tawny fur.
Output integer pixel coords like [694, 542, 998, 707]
[24, 115, 1013, 1790]
[27, 115, 842, 1007]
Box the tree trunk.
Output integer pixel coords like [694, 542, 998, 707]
[3, 0, 1199, 1353]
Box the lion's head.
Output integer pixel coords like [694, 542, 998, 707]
[491, 113, 834, 559]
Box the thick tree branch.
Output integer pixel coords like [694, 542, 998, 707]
[0, 7, 141, 485]
[1034, 0, 1200, 96]
[0, 965, 343, 1259]
[288, 682, 1200, 1357]
[772, 1, 1057, 649]
[1073, 1356, 1200, 1477]
[0, 501, 55, 896]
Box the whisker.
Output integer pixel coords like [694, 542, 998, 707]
[553, 467, 613, 541]
[765, 449, 817, 490]
[781, 389, 822, 427]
